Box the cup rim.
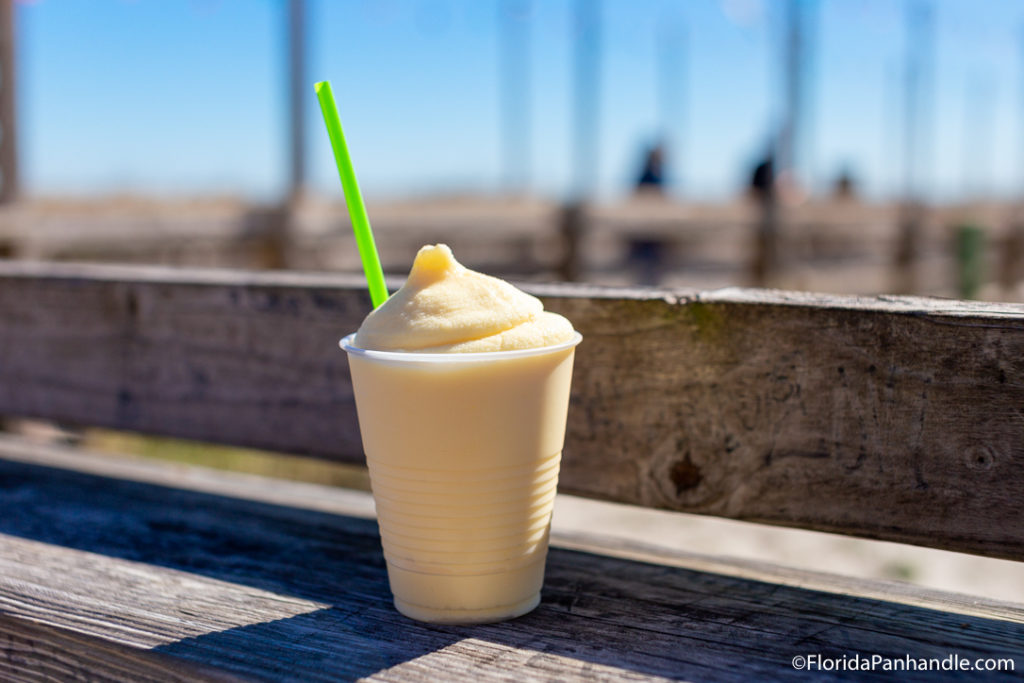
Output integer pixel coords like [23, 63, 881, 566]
[339, 331, 582, 363]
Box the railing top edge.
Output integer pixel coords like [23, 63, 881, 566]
[3, 259, 1024, 318]
[699, 286, 1024, 318]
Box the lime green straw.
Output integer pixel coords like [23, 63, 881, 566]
[315, 81, 388, 308]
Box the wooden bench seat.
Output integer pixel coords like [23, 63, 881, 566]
[2, 437, 1022, 682]
[2, 261, 1023, 680]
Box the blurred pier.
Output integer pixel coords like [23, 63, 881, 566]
[1, 194, 1021, 302]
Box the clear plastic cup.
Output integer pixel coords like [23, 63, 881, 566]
[340, 331, 582, 624]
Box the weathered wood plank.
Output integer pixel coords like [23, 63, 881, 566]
[0, 613, 243, 683]
[2, 435, 1017, 623]
[2, 261, 1024, 558]
[0, 440, 1021, 682]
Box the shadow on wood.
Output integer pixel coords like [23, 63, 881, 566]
[1, 453, 1022, 681]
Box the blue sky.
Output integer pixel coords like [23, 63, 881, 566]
[16, 0, 1024, 202]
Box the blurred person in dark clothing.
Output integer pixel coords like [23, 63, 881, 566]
[635, 144, 667, 195]
[749, 152, 777, 286]
[749, 154, 774, 201]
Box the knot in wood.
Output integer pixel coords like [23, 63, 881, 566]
[963, 444, 996, 472]
[670, 455, 703, 495]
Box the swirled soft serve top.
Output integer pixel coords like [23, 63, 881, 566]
[353, 244, 575, 352]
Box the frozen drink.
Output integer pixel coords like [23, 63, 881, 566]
[340, 244, 580, 623]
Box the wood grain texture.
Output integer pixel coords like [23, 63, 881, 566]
[0, 440, 1021, 682]
[2, 262, 1024, 558]
[0, 613, 243, 683]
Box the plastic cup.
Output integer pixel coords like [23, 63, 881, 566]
[340, 332, 582, 624]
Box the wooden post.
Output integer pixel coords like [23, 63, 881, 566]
[261, 0, 308, 270]
[571, 0, 600, 199]
[892, 206, 920, 295]
[499, 0, 531, 194]
[287, 0, 306, 203]
[0, 0, 18, 204]
[243, 204, 290, 270]
[752, 193, 778, 287]
[558, 201, 585, 282]
[1000, 222, 1024, 296]
[656, 18, 685, 187]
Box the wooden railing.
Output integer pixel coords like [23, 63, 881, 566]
[3, 260, 1023, 560]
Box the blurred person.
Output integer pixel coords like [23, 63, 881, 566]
[635, 143, 667, 195]
[749, 153, 774, 202]
[833, 166, 857, 201]
[748, 152, 777, 286]
[628, 143, 672, 285]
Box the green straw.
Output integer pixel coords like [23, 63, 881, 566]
[315, 80, 388, 308]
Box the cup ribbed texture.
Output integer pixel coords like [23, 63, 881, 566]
[369, 451, 560, 575]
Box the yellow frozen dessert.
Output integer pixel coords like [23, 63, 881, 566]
[354, 243, 575, 352]
[340, 244, 581, 624]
